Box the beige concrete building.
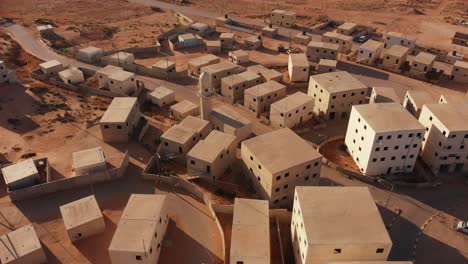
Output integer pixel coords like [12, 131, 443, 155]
[270, 9, 296, 27]
[402, 89, 437, 118]
[262, 25, 278, 37]
[188, 22, 209, 36]
[72, 147, 106, 176]
[288, 53, 310, 82]
[206, 40, 221, 54]
[410, 52, 436, 76]
[1, 158, 39, 191]
[384, 31, 416, 52]
[317, 59, 337, 73]
[308, 71, 368, 120]
[100, 97, 140, 143]
[244, 36, 262, 50]
[104, 51, 135, 66]
[294, 33, 312, 45]
[291, 186, 392, 264]
[177, 33, 203, 48]
[370, 87, 400, 104]
[148, 86, 175, 107]
[220, 32, 235, 49]
[382, 45, 408, 71]
[270, 92, 314, 129]
[160, 116, 211, 157]
[187, 130, 237, 180]
[39, 59, 64, 76]
[77, 46, 103, 63]
[306, 41, 339, 62]
[241, 128, 322, 207]
[337, 22, 357, 35]
[451, 60, 468, 83]
[97, 65, 123, 89]
[244, 80, 287, 117]
[215, 16, 230, 27]
[60, 195, 105, 242]
[221, 71, 262, 103]
[108, 70, 136, 95]
[247, 64, 282, 82]
[210, 105, 253, 144]
[322, 32, 353, 53]
[438, 94, 468, 104]
[201, 62, 242, 91]
[0, 224, 47, 264]
[345, 103, 424, 176]
[170, 100, 199, 121]
[188, 54, 220, 76]
[152, 60, 176, 78]
[357, 40, 384, 65]
[109, 194, 168, 264]
[419, 103, 468, 174]
[230, 198, 270, 264]
[58, 67, 84, 84]
[229, 50, 249, 65]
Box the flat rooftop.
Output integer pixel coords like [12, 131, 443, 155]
[108, 219, 156, 253]
[170, 100, 198, 113]
[222, 71, 260, 85]
[59, 68, 83, 79]
[353, 103, 424, 133]
[108, 70, 134, 82]
[109, 51, 133, 60]
[289, 53, 309, 67]
[230, 50, 249, 57]
[338, 22, 357, 30]
[294, 33, 310, 40]
[150, 86, 174, 99]
[211, 105, 252, 128]
[413, 52, 436, 65]
[242, 128, 322, 174]
[97, 65, 123, 76]
[245, 36, 261, 43]
[360, 39, 384, 51]
[79, 46, 102, 54]
[247, 65, 282, 80]
[188, 54, 220, 67]
[161, 124, 196, 144]
[319, 59, 337, 67]
[295, 186, 392, 245]
[152, 60, 175, 69]
[245, 80, 285, 97]
[220, 32, 234, 39]
[422, 103, 468, 132]
[406, 89, 437, 109]
[60, 195, 103, 229]
[121, 194, 166, 221]
[100, 97, 137, 123]
[307, 41, 339, 50]
[201, 62, 239, 74]
[1, 159, 38, 186]
[188, 130, 236, 163]
[272, 9, 296, 16]
[179, 116, 209, 133]
[385, 45, 409, 57]
[0, 224, 42, 262]
[206, 40, 221, 47]
[323, 31, 353, 41]
[310, 71, 367, 93]
[72, 147, 105, 170]
[454, 60, 468, 69]
[387, 31, 416, 41]
[271, 92, 314, 112]
[439, 94, 468, 104]
[40, 59, 61, 69]
[231, 198, 270, 261]
[372, 87, 400, 103]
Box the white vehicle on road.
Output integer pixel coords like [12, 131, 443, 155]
[455, 220, 468, 234]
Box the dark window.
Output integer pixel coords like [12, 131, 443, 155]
[334, 249, 342, 254]
[136, 256, 142, 260]
[376, 248, 384, 253]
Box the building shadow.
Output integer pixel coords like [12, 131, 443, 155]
[337, 61, 390, 80]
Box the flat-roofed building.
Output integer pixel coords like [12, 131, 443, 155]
[337, 22, 357, 35]
[60, 195, 105, 242]
[357, 40, 384, 65]
[104, 51, 135, 66]
[77, 46, 103, 63]
[160, 116, 211, 156]
[306, 41, 339, 62]
[109, 194, 168, 264]
[370, 87, 400, 104]
[108, 70, 136, 95]
[210, 105, 252, 144]
[403, 89, 437, 118]
[188, 54, 220, 76]
[188, 22, 209, 36]
[187, 130, 237, 179]
[382, 45, 408, 71]
[241, 128, 322, 207]
[345, 103, 424, 176]
[99, 97, 140, 143]
[39, 59, 64, 76]
[293, 33, 311, 45]
[58, 67, 84, 84]
[1, 159, 39, 191]
[262, 25, 278, 37]
[0, 224, 47, 264]
[97, 65, 123, 89]
[201, 62, 241, 92]
[322, 32, 353, 53]
[221, 71, 262, 103]
[270, 9, 296, 27]
[288, 53, 309, 82]
[247, 64, 282, 82]
[317, 59, 337, 73]
[410, 52, 436, 76]
[72, 147, 106, 176]
[220, 32, 235, 49]
[245, 80, 287, 117]
[170, 100, 199, 121]
[148, 86, 175, 107]
[215, 16, 230, 27]
[438, 94, 468, 105]
[206, 40, 221, 54]
[244, 36, 262, 50]
[419, 103, 468, 174]
[308, 71, 368, 120]
[452, 32, 468, 47]
[178, 33, 203, 48]
[230, 198, 270, 264]
[229, 50, 249, 65]
[152, 60, 176, 78]
[451, 60, 468, 83]
[384, 31, 416, 52]
[270, 92, 314, 129]
[291, 186, 392, 264]
[37, 24, 54, 38]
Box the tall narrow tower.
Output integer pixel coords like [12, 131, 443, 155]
[198, 72, 213, 121]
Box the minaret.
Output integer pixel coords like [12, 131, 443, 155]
[198, 72, 212, 121]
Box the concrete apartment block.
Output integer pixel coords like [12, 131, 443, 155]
[337, 22, 357, 35]
[201, 62, 242, 92]
[370, 87, 400, 104]
[306, 41, 339, 63]
[72, 147, 106, 176]
[419, 103, 468, 175]
[220, 32, 235, 49]
[109, 194, 168, 264]
[1, 158, 39, 191]
[148, 86, 175, 107]
[451, 60, 468, 83]
[221, 71, 262, 103]
[402, 89, 437, 118]
[291, 187, 392, 264]
[270, 9, 296, 27]
[384, 31, 416, 52]
[188, 54, 220, 76]
[247, 64, 282, 82]
[152, 60, 176, 77]
[187, 130, 237, 180]
[382, 45, 409, 71]
[39, 59, 64, 76]
[206, 40, 221, 54]
[0, 224, 47, 264]
[317, 59, 337, 74]
[209, 105, 252, 145]
[60, 195, 105, 242]
[241, 128, 322, 207]
[345, 103, 424, 176]
[230, 198, 270, 264]
[77, 46, 103, 63]
[170, 100, 199, 121]
[322, 31, 353, 53]
[108, 70, 136, 95]
[229, 50, 249, 65]
[244, 36, 262, 50]
[308, 71, 368, 120]
[99, 97, 140, 143]
[270, 92, 314, 129]
[97, 65, 123, 89]
[261, 26, 278, 37]
[357, 40, 384, 65]
[438, 94, 468, 104]
[288, 53, 309, 82]
[244, 80, 287, 117]
[293, 33, 311, 45]
[410, 52, 436, 76]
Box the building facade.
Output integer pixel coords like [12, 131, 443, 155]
[384, 32, 416, 52]
[244, 80, 287, 117]
[270, 92, 314, 129]
[357, 40, 384, 65]
[288, 53, 310, 82]
[270, 9, 296, 27]
[99, 97, 140, 143]
[306, 41, 339, 63]
[221, 71, 262, 103]
[322, 32, 353, 53]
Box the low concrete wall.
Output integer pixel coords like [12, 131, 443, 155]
[316, 135, 345, 153]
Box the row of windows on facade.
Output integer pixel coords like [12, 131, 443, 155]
[163, 134, 203, 146]
[252, 92, 280, 102]
[190, 150, 230, 165]
[434, 140, 466, 150]
[279, 105, 312, 117]
[228, 79, 261, 90]
[212, 71, 233, 79]
[385, 37, 413, 45]
[310, 49, 336, 55]
[273, 173, 319, 193]
[426, 116, 468, 138]
[434, 152, 468, 160]
[314, 85, 366, 98]
[250, 155, 319, 175]
[327, 38, 348, 45]
[135, 214, 168, 261]
[103, 123, 128, 129]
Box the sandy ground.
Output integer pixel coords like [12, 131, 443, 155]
[319, 138, 361, 172]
